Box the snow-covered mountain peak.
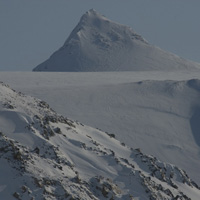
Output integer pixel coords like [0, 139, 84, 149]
[84, 8, 98, 15]
[77, 9, 140, 38]
[33, 10, 200, 72]
[65, 9, 147, 45]
[80, 9, 109, 24]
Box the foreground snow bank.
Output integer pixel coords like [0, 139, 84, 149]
[0, 82, 200, 199]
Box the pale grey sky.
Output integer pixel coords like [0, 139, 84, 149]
[0, 0, 200, 71]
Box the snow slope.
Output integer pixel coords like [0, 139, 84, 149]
[1, 71, 200, 187]
[0, 81, 200, 200]
[33, 9, 200, 72]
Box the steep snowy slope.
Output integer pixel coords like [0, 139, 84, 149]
[33, 9, 200, 72]
[50, 78, 200, 185]
[1, 82, 200, 200]
[1, 71, 200, 186]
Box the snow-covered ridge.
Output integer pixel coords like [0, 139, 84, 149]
[0, 82, 200, 199]
[33, 9, 200, 72]
[67, 9, 148, 44]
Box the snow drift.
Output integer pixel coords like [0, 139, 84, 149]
[33, 9, 200, 72]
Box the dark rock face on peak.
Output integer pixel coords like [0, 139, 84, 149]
[33, 10, 200, 72]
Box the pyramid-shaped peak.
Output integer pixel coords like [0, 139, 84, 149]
[75, 9, 146, 43]
[86, 9, 99, 15]
[33, 10, 200, 72]
[83, 9, 105, 18]
[79, 9, 110, 27]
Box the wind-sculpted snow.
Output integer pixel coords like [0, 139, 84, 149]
[33, 9, 200, 72]
[2, 72, 200, 185]
[0, 82, 200, 199]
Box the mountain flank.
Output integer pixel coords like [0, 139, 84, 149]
[1, 82, 200, 199]
[33, 9, 200, 72]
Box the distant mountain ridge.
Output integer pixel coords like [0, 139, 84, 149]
[33, 9, 200, 72]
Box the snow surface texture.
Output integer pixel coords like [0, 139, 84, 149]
[0, 82, 200, 200]
[1, 71, 200, 188]
[33, 9, 200, 72]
